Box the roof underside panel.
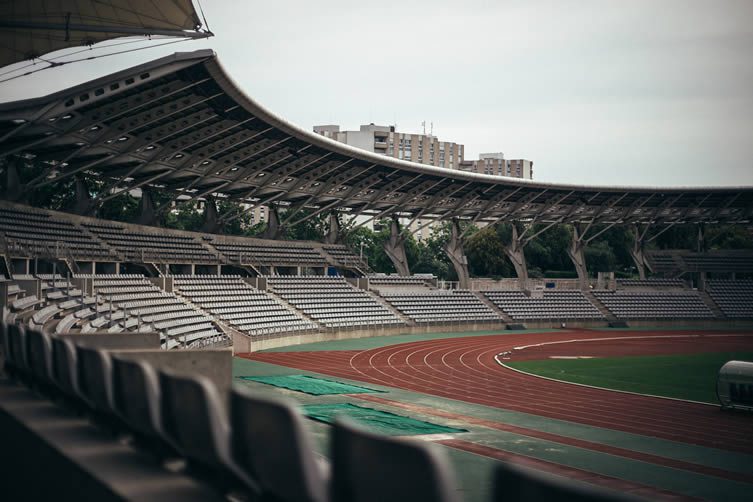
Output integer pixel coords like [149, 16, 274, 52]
[0, 50, 751, 225]
[0, 0, 208, 68]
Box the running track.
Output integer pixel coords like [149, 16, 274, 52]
[243, 330, 753, 454]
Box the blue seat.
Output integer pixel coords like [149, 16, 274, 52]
[230, 387, 328, 502]
[331, 418, 462, 502]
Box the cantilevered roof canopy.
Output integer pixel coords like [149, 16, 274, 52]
[0, 50, 751, 227]
[0, 0, 210, 68]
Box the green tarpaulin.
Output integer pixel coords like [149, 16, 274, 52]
[238, 374, 384, 395]
[303, 403, 467, 436]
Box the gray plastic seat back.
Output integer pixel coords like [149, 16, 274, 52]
[51, 336, 78, 398]
[158, 369, 230, 469]
[230, 387, 327, 502]
[75, 345, 114, 413]
[111, 355, 161, 438]
[25, 328, 53, 384]
[331, 418, 461, 502]
[493, 461, 639, 502]
[7, 323, 28, 373]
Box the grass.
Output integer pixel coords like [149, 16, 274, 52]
[506, 352, 753, 404]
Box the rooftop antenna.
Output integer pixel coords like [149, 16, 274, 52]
[422, 121, 426, 135]
[430, 122, 434, 136]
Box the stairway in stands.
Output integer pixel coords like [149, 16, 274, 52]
[582, 290, 619, 323]
[473, 292, 514, 324]
[698, 290, 726, 319]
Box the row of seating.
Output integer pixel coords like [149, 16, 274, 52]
[706, 280, 753, 318]
[0, 203, 365, 271]
[383, 291, 503, 324]
[485, 291, 605, 320]
[173, 275, 318, 336]
[267, 276, 403, 328]
[616, 278, 687, 289]
[2, 323, 633, 502]
[77, 274, 227, 348]
[592, 291, 714, 319]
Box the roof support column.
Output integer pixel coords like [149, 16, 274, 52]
[504, 224, 529, 287]
[630, 224, 649, 280]
[697, 223, 707, 290]
[201, 196, 220, 234]
[72, 176, 96, 216]
[325, 212, 341, 244]
[567, 224, 589, 290]
[383, 216, 410, 276]
[3, 157, 25, 202]
[263, 206, 283, 240]
[444, 219, 470, 290]
[136, 189, 158, 226]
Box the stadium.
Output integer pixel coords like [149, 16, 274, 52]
[1, 2, 752, 501]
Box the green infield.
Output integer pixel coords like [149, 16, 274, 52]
[506, 351, 753, 404]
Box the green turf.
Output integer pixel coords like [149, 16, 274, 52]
[506, 352, 753, 404]
[303, 403, 467, 436]
[237, 375, 384, 395]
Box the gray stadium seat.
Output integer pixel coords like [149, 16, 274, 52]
[111, 355, 163, 441]
[331, 418, 462, 502]
[50, 336, 79, 400]
[230, 387, 328, 502]
[75, 345, 115, 415]
[6, 323, 29, 379]
[25, 328, 53, 387]
[158, 369, 253, 495]
[493, 460, 640, 502]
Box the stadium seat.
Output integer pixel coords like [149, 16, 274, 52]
[331, 418, 462, 502]
[230, 387, 329, 502]
[493, 460, 639, 502]
[50, 336, 79, 400]
[25, 328, 53, 388]
[111, 355, 162, 438]
[6, 323, 29, 380]
[75, 345, 115, 416]
[158, 369, 255, 495]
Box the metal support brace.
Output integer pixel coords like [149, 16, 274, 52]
[444, 219, 470, 289]
[326, 212, 340, 244]
[567, 224, 589, 290]
[201, 196, 220, 234]
[503, 224, 529, 285]
[383, 217, 410, 276]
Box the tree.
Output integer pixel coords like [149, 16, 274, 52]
[465, 225, 512, 278]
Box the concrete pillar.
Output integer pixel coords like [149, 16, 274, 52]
[383, 217, 410, 276]
[629, 224, 647, 280]
[136, 189, 158, 226]
[444, 219, 470, 290]
[263, 206, 282, 240]
[696, 223, 707, 288]
[201, 196, 220, 234]
[3, 157, 25, 202]
[72, 176, 95, 216]
[567, 224, 589, 290]
[326, 212, 340, 244]
[503, 224, 528, 286]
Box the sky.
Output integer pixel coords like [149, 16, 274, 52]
[1, 0, 752, 188]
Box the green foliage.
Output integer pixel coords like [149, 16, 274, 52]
[97, 193, 139, 222]
[466, 225, 512, 277]
[283, 208, 327, 241]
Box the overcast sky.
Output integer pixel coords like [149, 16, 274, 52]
[1, 0, 752, 187]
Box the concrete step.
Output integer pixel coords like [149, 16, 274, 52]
[365, 290, 416, 326]
[698, 290, 726, 319]
[473, 291, 514, 324]
[582, 290, 619, 322]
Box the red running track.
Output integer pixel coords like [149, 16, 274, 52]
[243, 330, 753, 454]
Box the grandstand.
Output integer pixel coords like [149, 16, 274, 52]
[1, 4, 753, 502]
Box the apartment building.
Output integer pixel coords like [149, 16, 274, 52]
[314, 123, 464, 169]
[458, 153, 533, 179]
